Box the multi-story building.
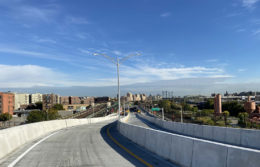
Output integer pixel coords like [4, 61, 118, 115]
[0, 92, 14, 115]
[42, 94, 60, 110]
[126, 92, 133, 102]
[30, 93, 42, 104]
[14, 93, 30, 110]
[82, 97, 94, 105]
[140, 94, 146, 101]
[60, 96, 70, 105]
[133, 94, 141, 101]
[69, 96, 81, 104]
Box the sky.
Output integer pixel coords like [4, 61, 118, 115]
[0, 0, 260, 96]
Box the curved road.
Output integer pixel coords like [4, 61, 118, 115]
[0, 118, 177, 167]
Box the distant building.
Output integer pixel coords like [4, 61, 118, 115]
[0, 92, 14, 115]
[81, 97, 94, 105]
[63, 104, 90, 111]
[126, 92, 133, 102]
[140, 94, 146, 101]
[94, 97, 110, 103]
[214, 94, 222, 114]
[60, 96, 69, 105]
[42, 94, 60, 110]
[244, 96, 256, 114]
[30, 93, 42, 104]
[14, 93, 30, 110]
[69, 96, 81, 104]
[133, 94, 141, 101]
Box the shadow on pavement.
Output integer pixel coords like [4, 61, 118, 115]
[100, 121, 178, 167]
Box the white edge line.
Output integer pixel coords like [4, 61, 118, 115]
[8, 131, 60, 167]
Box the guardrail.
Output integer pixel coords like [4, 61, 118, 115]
[0, 115, 117, 160]
[138, 113, 260, 150]
[117, 115, 260, 167]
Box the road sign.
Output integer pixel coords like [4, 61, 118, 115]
[152, 108, 161, 111]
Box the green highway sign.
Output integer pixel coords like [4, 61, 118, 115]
[152, 108, 161, 111]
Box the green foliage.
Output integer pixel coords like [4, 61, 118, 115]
[52, 104, 64, 110]
[182, 103, 192, 111]
[0, 113, 12, 121]
[27, 110, 46, 123]
[171, 102, 181, 110]
[222, 101, 244, 117]
[238, 112, 249, 127]
[194, 117, 214, 125]
[199, 109, 214, 116]
[204, 99, 214, 109]
[47, 109, 61, 120]
[26, 101, 43, 110]
[192, 107, 198, 113]
[158, 100, 171, 112]
[27, 110, 61, 123]
[223, 110, 230, 125]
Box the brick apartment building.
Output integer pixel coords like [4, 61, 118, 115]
[42, 94, 60, 110]
[60, 96, 70, 105]
[0, 92, 15, 115]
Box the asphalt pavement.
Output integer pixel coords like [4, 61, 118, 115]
[0, 118, 177, 167]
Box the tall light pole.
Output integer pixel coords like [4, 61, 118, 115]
[93, 52, 140, 120]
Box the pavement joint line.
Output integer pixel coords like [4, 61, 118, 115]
[8, 131, 61, 167]
[106, 125, 153, 167]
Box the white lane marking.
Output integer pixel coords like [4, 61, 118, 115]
[8, 131, 60, 167]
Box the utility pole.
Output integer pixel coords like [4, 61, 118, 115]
[93, 52, 140, 120]
[124, 102, 126, 116]
[117, 56, 121, 120]
[162, 108, 164, 120]
[180, 106, 183, 123]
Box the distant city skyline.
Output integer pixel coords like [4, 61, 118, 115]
[0, 0, 260, 95]
[1, 78, 260, 97]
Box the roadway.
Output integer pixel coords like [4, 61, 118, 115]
[0, 118, 178, 167]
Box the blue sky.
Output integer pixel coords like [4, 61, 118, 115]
[0, 0, 260, 96]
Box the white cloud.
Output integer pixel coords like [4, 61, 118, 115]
[242, 0, 259, 8]
[0, 47, 69, 62]
[118, 64, 231, 84]
[160, 12, 171, 17]
[0, 64, 68, 87]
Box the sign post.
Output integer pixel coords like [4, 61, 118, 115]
[152, 108, 164, 120]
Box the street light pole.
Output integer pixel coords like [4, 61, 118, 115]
[93, 52, 140, 121]
[117, 56, 121, 120]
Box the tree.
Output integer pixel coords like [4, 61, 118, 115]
[27, 110, 46, 123]
[182, 103, 192, 111]
[222, 101, 244, 117]
[200, 109, 214, 116]
[0, 113, 12, 122]
[222, 110, 230, 126]
[192, 107, 198, 113]
[158, 100, 171, 112]
[238, 112, 249, 127]
[52, 104, 64, 110]
[26, 101, 43, 110]
[204, 99, 214, 109]
[35, 102, 43, 110]
[47, 109, 61, 120]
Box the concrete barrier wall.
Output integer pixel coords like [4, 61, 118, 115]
[139, 113, 260, 150]
[0, 115, 117, 160]
[117, 120, 260, 167]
